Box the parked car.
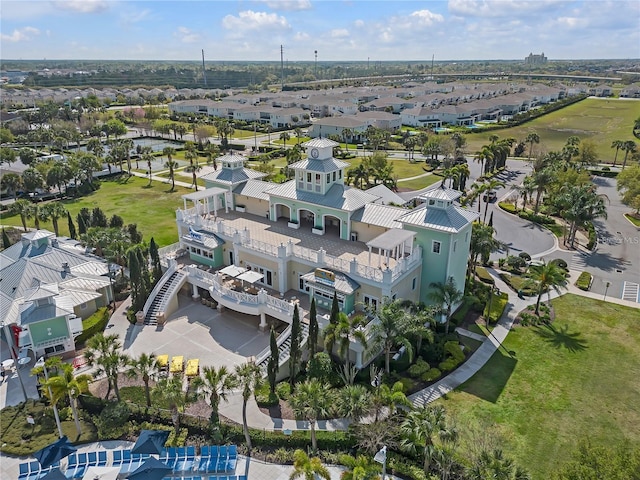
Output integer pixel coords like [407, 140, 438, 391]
[483, 190, 497, 202]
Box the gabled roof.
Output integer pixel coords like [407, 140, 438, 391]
[419, 185, 463, 202]
[351, 203, 406, 229]
[300, 269, 360, 295]
[233, 180, 279, 201]
[266, 181, 378, 212]
[365, 185, 406, 205]
[398, 204, 478, 233]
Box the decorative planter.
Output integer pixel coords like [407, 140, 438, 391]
[312, 227, 324, 235]
[288, 222, 300, 229]
[235, 206, 246, 212]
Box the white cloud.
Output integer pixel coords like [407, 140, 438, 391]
[330, 29, 350, 39]
[174, 26, 201, 44]
[354, 19, 365, 28]
[53, 0, 110, 14]
[410, 9, 445, 26]
[258, 0, 312, 11]
[222, 10, 290, 31]
[448, 0, 564, 18]
[1, 26, 40, 43]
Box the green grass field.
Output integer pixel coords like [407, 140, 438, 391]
[1, 176, 189, 246]
[465, 98, 640, 162]
[436, 294, 640, 479]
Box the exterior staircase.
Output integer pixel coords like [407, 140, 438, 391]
[256, 322, 309, 377]
[143, 268, 187, 325]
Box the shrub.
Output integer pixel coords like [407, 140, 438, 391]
[275, 382, 291, 400]
[421, 368, 442, 382]
[78, 394, 107, 415]
[499, 202, 518, 214]
[506, 255, 527, 271]
[575, 271, 592, 291]
[255, 383, 279, 407]
[74, 307, 110, 346]
[475, 266, 495, 285]
[585, 222, 597, 250]
[307, 352, 333, 383]
[407, 358, 430, 379]
[550, 258, 568, 270]
[166, 428, 189, 447]
[95, 401, 130, 439]
[444, 341, 465, 363]
[397, 377, 415, 393]
[519, 252, 531, 261]
[439, 357, 462, 372]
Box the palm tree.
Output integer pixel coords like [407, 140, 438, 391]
[234, 362, 261, 450]
[279, 131, 291, 150]
[468, 449, 530, 480]
[192, 365, 237, 432]
[205, 143, 219, 170]
[338, 453, 381, 480]
[524, 260, 568, 316]
[400, 404, 448, 475]
[369, 299, 413, 374]
[323, 312, 367, 372]
[621, 140, 637, 169]
[1, 172, 23, 200]
[468, 222, 505, 277]
[9, 199, 33, 232]
[557, 183, 608, 248]
[290, 449, 331, 480]
[163, 147, 177, 191]
[611, 140, 625, 166]
[40, 360, 91, 438]
[43, 202, 68, 237]
[289, 379, 334, 452]
[342, 128, 353, 152]
[403, 304, 435, 355]
[152, 375, 191, 431]
[336, 384, 372, 424]
[126, 353, 158, 407]
[84, 333, 129, 401]
[184, 144, 201, 191]
[525, 132, 540, 163]
[532, 167, 553, 214]
[428, 277, 464, 335]
[474, 146, 494, 175]
[371, 378, 410, 422]
[141, 148, 155, 186]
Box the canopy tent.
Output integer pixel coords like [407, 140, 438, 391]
[236, 270, 264, 284]
[34, 436, 77, 469]
[131, 430, 170, 455]
[82, 466, 120, 480]
[219, 265, 247, 278]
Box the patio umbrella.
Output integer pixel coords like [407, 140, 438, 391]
[37, 469, 67, 480]
[219, 264, 247, 277]
[34, 436, 77, 469]
[82, 466, 121, 480]
[126, 457, 172, 480]
[131, 430, 170, 455]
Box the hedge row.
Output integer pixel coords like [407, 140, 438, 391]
[475, 266, 495, 285]
[585, 221, 597, 250]
[575, 271, 592, 291]
[74, 307, 110, 347]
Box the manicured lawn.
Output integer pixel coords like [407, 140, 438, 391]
[464, 98, 640, 162]
[625, 213, 640, 227]
[397, 174, 442, 191]
[1, 175, 190, 246]
[436, 294, 640, 479]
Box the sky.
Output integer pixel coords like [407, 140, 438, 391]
[1, 0, 639, 62]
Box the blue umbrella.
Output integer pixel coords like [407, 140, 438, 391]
[34, 436, 77, 469]
[37, 468, 67, 480]
[127, 457, 172, 480]
[131, 430, 170, 455]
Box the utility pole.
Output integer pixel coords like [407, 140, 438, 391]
[280, 45, 284, 91]
[314, 50, 318, 78]
[431, 54, 435, 80]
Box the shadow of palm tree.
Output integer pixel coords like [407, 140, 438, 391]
[534, 323, 588, 352]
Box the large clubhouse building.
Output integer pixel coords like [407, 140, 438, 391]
[151, 139, 477, 369]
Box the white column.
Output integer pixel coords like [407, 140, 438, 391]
[191, 283, 200, 301]
[259, 312, 267, 331]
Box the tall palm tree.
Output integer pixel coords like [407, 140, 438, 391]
[621, 140, 637, 170]
[525, 132, 540, 163]
[342, 128, 353, 152]
[557, 183, 608, 248]
[289, 449, 331, 480]
[400, 404, 448, 475]
[610, 140, 625, 166]
[126, 353, 158, 407]
[162, 147, 177, 191]
[474, 146, 494, 175]
[428, 277, 464, 335]
[289, 379, 334, 452]
[141, 148, 155, 186]
[9, 199, 33, 232]
[468, 222, 505, 277]
[43, 202, 68, 237]
[279, 131, 291, 150]
[323, 312, 367, 372]
[532, 167, 553, 214]
[524, 260, 568, 316]
[152, 375, 191, 431]
[205, 143, 219, 170]
[234, 362, 261, 450]
[184, 143, 201, 191]
[40, 360, 91, 438]
[84, 333, 129, 401]
[192, 365, 237, 432]
[369, 299, 413, 374]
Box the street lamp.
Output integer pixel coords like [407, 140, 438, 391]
[35, 357, 64, 438]
[603, 281, 610, 301]
[1, 322, 28, 402]
[374, 445, 387, 480]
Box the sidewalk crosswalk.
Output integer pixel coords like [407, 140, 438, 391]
[622, 281, 640, 303]
[570, 252, 589, 270]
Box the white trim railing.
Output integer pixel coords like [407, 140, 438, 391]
[142, 263, 177, 318]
